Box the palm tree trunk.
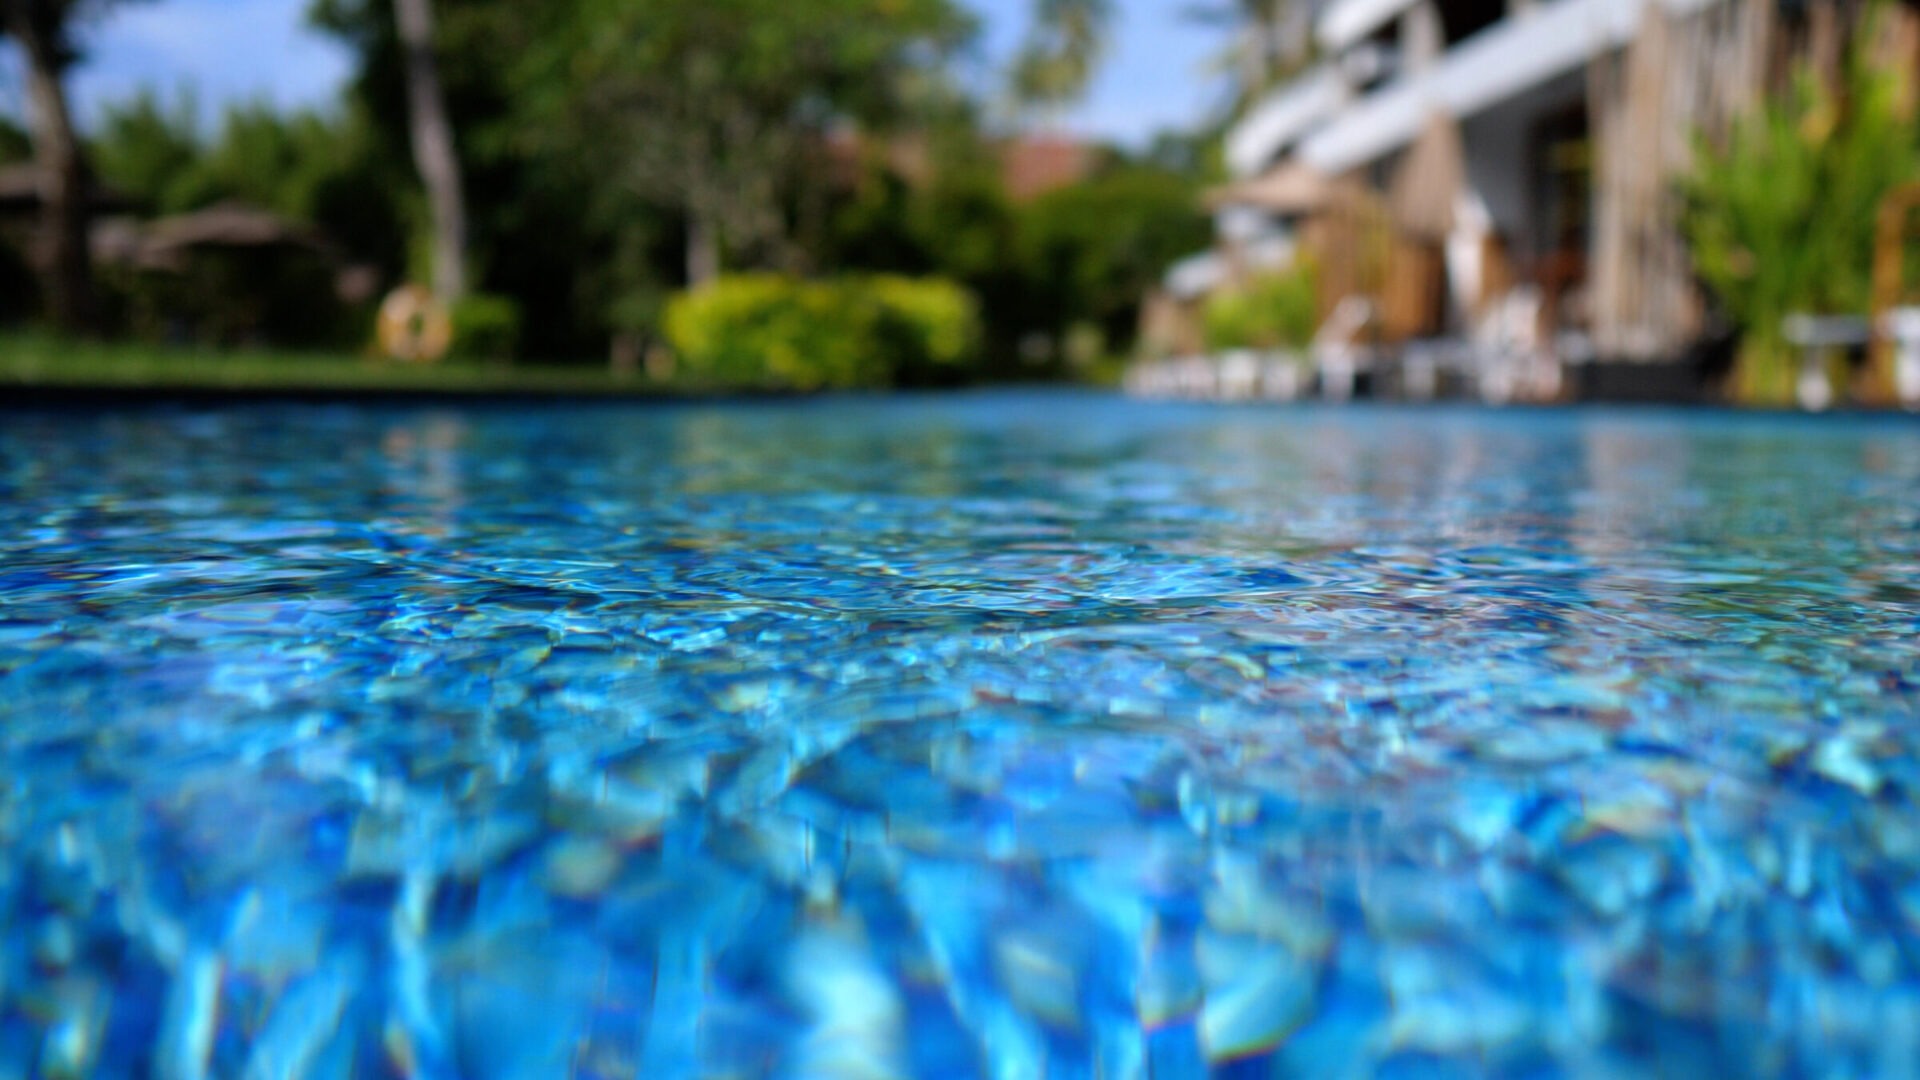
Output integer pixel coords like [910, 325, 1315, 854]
[5, 7, 93, 332]
[393, 0, 469, 304]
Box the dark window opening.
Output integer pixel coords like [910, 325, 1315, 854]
[1439, 0, 1506, 45]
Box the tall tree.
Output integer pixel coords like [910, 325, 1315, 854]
[391, 0, 467, 303]
[516, 0, 973, 286]
[0, 0, 130, 331]
[313, 0, 617, 357]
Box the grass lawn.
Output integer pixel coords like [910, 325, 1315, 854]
[0, 334, 658, 397]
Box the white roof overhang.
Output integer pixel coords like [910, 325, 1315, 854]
[1225, 64, 1352, 177]
[1300, 0, 1721, 175]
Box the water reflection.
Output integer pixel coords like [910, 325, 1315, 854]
[1, 395, 1918, 1075]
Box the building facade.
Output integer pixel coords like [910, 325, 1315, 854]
[1156, 0, 1916, 397]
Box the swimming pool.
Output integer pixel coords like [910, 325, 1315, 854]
[3, 393, 1918, 1076]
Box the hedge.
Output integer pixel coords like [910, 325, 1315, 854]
[663, 274, 980, 390]
[1202, 257, 1320, 353]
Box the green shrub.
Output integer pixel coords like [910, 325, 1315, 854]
[450, 294, 522, 362]
[1203, 257, 1320, 352]
[663, 274, 979, 390]
[1016, 165, 1214, 358]
[1683, 18, 1920, 404]
[866, 274, 980, 384]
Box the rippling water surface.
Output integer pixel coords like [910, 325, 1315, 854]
[4, 393, 1920, 1077]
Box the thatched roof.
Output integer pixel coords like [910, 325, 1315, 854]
[93, 202, 333, 272]
[142, 202, 327, 256]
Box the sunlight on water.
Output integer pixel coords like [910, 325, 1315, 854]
[3, 393, 1919, 1076]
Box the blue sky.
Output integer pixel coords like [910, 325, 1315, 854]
[962, 0, 1230, 141]
[0, 0, 1229, 146]
[0, 0, 357, 128]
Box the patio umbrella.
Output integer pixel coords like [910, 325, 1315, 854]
[1204, 160, 1334, 215]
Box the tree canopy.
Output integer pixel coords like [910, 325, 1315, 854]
[510, 0, 977, 283]
[5, 0, 1211, 372]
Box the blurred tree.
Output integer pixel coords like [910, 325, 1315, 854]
[314, 0, 642, 359]
[1, 0, 149, 331]
[304, 0, 1149, 368]
[391, 0, 465, 302]
[1017, 161, 1210, 358]
[84, 99, 401, 350]
[181, 106, 348, 218]
[312, 0, 467, 302]
[1139, 127, 1224, 182]
[514, 0, 974, 286]
[822, 136, 1038, 374]
[91, 88, 199, 211]
[1009, 0, 1111, 124]
[91, 96, 409, 279]
[823, 144, 1206, 375]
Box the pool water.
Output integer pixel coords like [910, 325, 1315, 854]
[3, 393, 1919, 1077]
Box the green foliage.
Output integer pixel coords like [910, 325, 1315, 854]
[83, 97, 401, 349]
[188, 105, 380, 223]
[903, 168, 1022, 284]
[91, 89, 201, 211]
[820, 158, 1045, 378]
[1202, 257, 1319, 351]
[1683, 25, 1920, 404]
[512, 0, 976, 278]
[866, 273, 982, 383]
[663, 274, 979, 390]
[91, 94, 407, 276]
[1017, 163, 1211, 353]
[0, 330, 651, 394]
[291, 0, 1163, 372]
[28, 0, 1166, 378]
[1010, 0, 1111, 118]
[820, 152, 1207, 376]
[450, 293, 521, 361]
[310, 0, 615, 357]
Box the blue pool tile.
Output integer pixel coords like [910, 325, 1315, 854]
[2, 395, 1920, 1076]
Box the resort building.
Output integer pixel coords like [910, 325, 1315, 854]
[1148, 0, 1919, 401]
